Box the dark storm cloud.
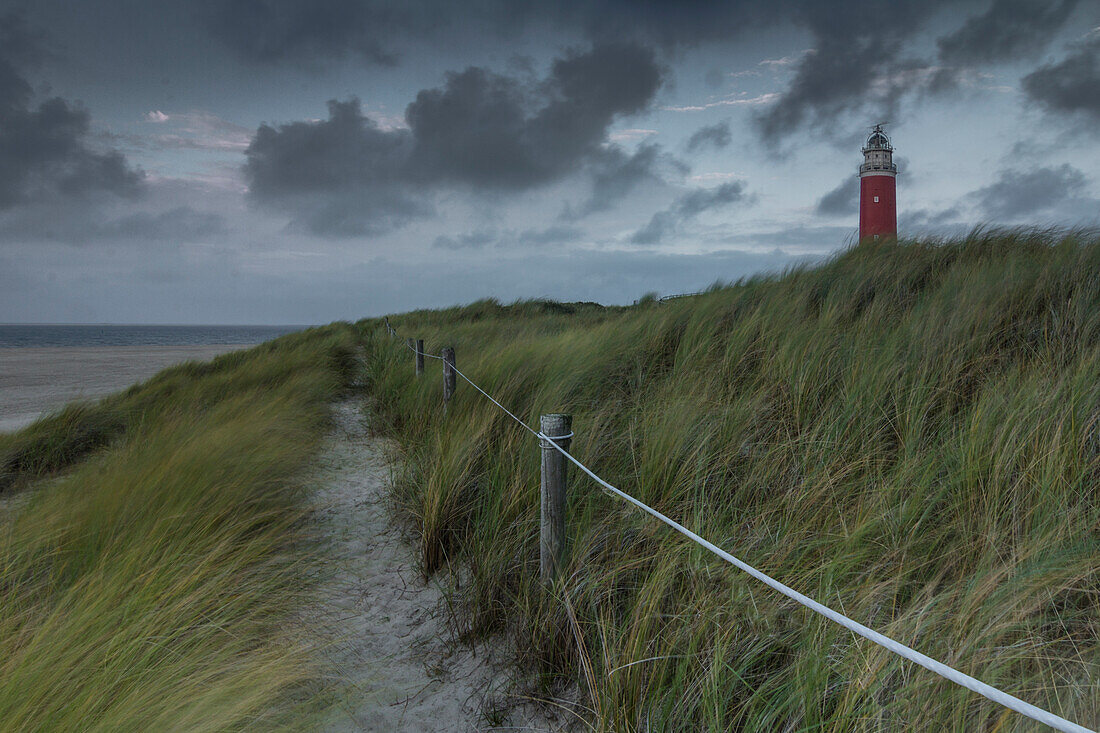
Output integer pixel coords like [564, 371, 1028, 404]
[406, 42, 661, 188]
[0, 13, 143, 211]
[199, 1, 762, 66]
[685, 121, 732, 152]
[568, 143, 663, 219]
[756, 44, 929, 143]
[1022, 37, 1100, 121]
[202, 0, 399, 66]
[974, 164, 1088, 219]
[201, 0, 1084, 146]
[815, 176, 857, 216]
[243, 98, 426, 236]
[245, 99, 412, 198]
[245, 43, 663, 236]
[937, 0, 1079, 65]
[755, 0, 1079, 143]
[752, 1, 958, 143]
[631, 181, 749, 245]
[204, 0, 912, 144]
[0, 10, 47, 68]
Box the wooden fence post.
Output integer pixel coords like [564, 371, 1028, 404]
[442, 347, 456, 407]
[540, 413, 572, 584]
[415, 339, 424, 376]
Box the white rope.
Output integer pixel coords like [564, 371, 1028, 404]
[449, 364, 540, 439]
[534, 431, 1093, 733]
[401, 337, 445, 360]
[384, 325, 1094, 733]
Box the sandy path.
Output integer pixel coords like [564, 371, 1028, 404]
[0, 345, 250, 432]
[309, 399, 569, 732]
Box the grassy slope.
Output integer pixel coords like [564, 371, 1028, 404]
[367, 230, 1100, 731]
[0, 325, 357, 731]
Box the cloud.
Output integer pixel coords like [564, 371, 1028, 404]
[752, 1, 951, 143]
[685, 121, 731, 152]
[433, 224, 584, 250]
[137, 110, 253, 151]
[95, 207, 226, 240]
[937, 0, 1078, 65]
[720, 224, 856, 253]
[1022, 37, 1100, 121]
[200, 0, 399, 66]
[433, 230, 497, 250]
[0, 201, 226, 244]
[198, 1, 758, 67]
[608, 128, 657, 143]
[515, 225, 583, 246]
[898, 206, 965, 234]
[0, 13, 144, 211]
[753, 0, 1076, 144]
[244, 42, 663, 236]
[569, 144, 664, 218]
[244, 98, 425, 236]
[662, 92, 779, 113]
[198, 1, 1077, 147]
[631, 181, 749, 244]
[406, 42, 661, 188]
[974, 165, 1088, 219]
[815, 176, 857, 216]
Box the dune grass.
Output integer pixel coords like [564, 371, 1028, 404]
[0, 325, 358, 730]
[366, 228, 1100, 731]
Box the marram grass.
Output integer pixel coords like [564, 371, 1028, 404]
[367, 228, 1100, 731]
[0, 325, 358, 731]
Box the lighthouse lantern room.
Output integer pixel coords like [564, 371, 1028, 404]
[858, 124, 897, 241]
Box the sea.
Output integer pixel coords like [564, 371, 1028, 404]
[0, 324, 307, 348]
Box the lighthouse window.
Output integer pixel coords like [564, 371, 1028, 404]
[873, 196, 879, 203]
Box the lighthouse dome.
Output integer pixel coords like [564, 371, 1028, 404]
[862, 129, 888, 148]
[865, 130, 891, 149]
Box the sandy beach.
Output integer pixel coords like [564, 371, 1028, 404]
[0, 345, 250, 433]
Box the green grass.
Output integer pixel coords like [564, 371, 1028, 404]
[365, 228, 1100, 731]
[0, 325, 358, 730]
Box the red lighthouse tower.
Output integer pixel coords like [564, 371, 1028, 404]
[858, 124, 897, 241]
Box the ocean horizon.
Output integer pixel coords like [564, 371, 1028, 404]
[0, 324, 309, 349]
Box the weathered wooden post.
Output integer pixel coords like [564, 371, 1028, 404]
[442, 347, 456, 406]
[415, 339, 425, 376]
[540, 413, 572, 584]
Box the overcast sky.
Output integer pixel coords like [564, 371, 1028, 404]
[2, 0, 1099, 324]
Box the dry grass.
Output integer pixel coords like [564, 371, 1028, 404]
[366, 228, 1100, 731]
[0, 325, 358, 730]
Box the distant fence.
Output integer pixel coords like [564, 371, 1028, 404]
[379, 317, 1092, 733]
[630, 291, 704, 306]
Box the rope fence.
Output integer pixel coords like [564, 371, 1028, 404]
[384, 323, 1093, 733]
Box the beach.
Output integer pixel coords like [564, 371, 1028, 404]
[0, 345, 249, 433]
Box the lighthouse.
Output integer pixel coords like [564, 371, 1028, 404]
[858, 124, 897, 241]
